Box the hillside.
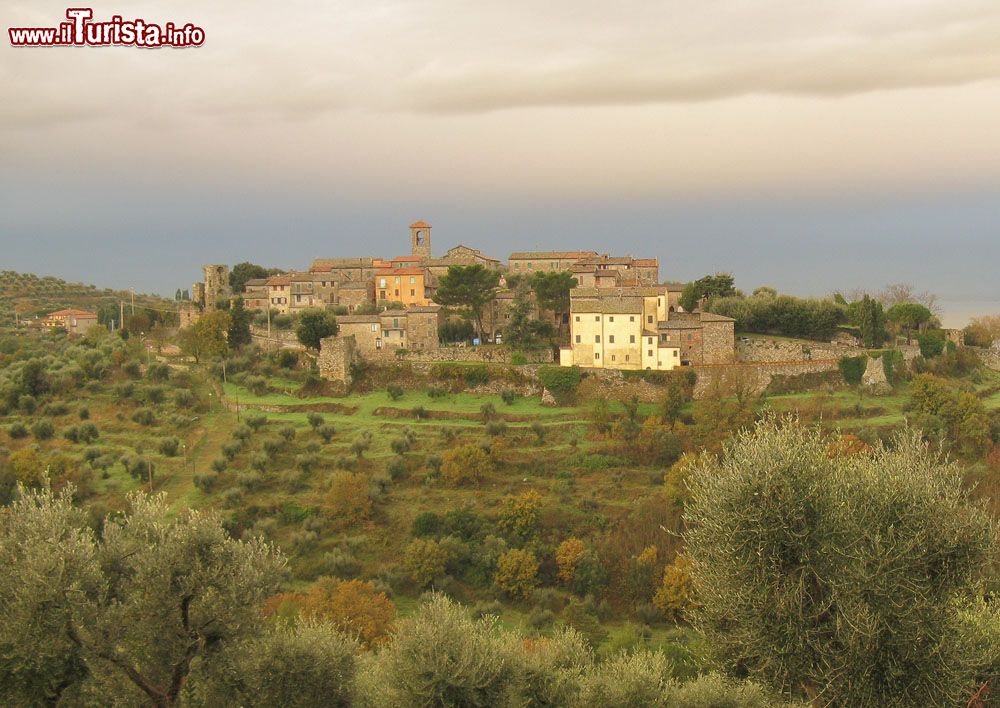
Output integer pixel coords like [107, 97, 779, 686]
[0, 270, 175, 326]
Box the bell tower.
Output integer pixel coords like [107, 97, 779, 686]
[410, 220, 431, 259]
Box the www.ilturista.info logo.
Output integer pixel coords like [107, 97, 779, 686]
[9, 8, 205, 47]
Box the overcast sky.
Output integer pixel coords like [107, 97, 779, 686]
[2, 0, 999, 325]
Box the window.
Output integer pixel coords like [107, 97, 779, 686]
[370, 324, 377, 332]
[394, 276, 400, 285]
[394, 289, 399, 296]
[609, 316, 614, 322]
[595, 315, 600, 321]
[629, 335, 635, 343]
[648, 350, 653, 356]
[575, 335, 581, 343]
[410, 289, 415, 296]
[595, 353, 600, 360]
[647, 315, 653, 324]
[379, 278, 386, 288]
[609, 335, 615, 343]
[630, 315, 635, 322]
[625, 355, 630, 361]
[611, 355, 616, 361]
[595, 335, 601, 343]
[575, 315, 580, 322]
[409, 276, 416, 284]
[393, 318, 399, 328]
[673, 351, 679, 357]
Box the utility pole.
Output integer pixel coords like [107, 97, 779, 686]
[120, 301, 124, 331]
[130, 287, 135, 315]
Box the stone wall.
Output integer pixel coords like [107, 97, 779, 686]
[737, 337, 864, 363]
[250, 326, 305, 351]
[981, 347, 1000, 371]
[691, 359, 839, 399]
[365, 345, 554, 365]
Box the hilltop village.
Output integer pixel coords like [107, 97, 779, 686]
[183, 221, 736, 376]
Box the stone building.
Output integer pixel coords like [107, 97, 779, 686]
[338, 281, 374, 311]
[335, 305, 442, 353]
[560, 285, 734, 370]
[337, 315, 382, 351]
[508, 251, 599, 274]
[571, 256, 659, 287]
[658, 312, 736, 365]
[265, 275, 292, 314]
[410, 220, 432, 259]
[242, 278, 269, 310]
[561, 291, 680, 371]
[423, 245, 503, 279]
[41, 309, 98, 336]
[199, 265, 230, 310]
[308, 257, 377, 283]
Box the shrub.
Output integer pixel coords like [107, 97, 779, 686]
[144, 387, 166, 405]
[43, 402, 69, 417]
[63, 426, 80, 443]
[440, 444, 491, 486]
[8, 422, 28, 439]
[174, 390, 195, 408]
[306, 412, 324, 430]
[31, 420, 55, 440]
[653, 556, 696, 623]
[146, 363, 170, 381]
[193, 471, 218, 492]
[279, 425, 296, 441]
[463, 365, 489, 387]
[404, 539, 448, 588]
[317, 424, 336, 443]
[18, 395, 37, 413]
[500, 389, 517, 405]
[131, 408, 156, 426]
[556, 538, 587, 586]
[426, 386, 446, 399]
[244, 376, 269, 396]
[246, 413, 268, 431]
[480, 402, 497, 421]
[387, 384, 404, 401]
[298, 577, 396, 649]
[485, 421, 507, 437]
[158, 437, 180, 457]
[837, 355, 866, 386]
[411, 405, 428, 420]
[494, 549, 538, 599]
[390, 437, 411, 455]
[498, 491, 543, 545]
[411, 511, 442, 538]
[538, 366, 581, 400]
[530, 422, 546, 444]
[78, 407, 90, 420]
[327, 472, 372, 524]
[918, 331, 946, 358]
[511, 352, 527, 366]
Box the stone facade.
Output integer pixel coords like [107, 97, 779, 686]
[371, 345, 553, 364]
[201, 265, 230, 310]
[338, 282, 374, 311]
[318, 335, 358, 386]
[179, 303, 202, 328]
[657, 312, 736, 365]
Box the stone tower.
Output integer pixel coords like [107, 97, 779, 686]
[410, 220, 431, 259]
[202, 264, 230, 310]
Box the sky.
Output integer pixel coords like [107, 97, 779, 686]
[2, 0, 999, 326]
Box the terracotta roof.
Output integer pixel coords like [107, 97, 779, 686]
[698, 312, 736, 323]
[46, 309, 97, 318]
[243, 278, 268, 287]
[571, 286, 664, 298]
[266, 275, 291, 286]
[410, 220, 431, 228]
[509, 251, 598, 260]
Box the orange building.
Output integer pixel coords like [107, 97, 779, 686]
[375, 267, 430, 307]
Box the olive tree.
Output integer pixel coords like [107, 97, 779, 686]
[685, 418, 996, 706]
[0, 488, 285, 707]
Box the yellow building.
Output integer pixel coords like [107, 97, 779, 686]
[561, 288, 681, 370]
[375, 267, 431, 307]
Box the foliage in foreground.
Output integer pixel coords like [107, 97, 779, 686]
[686, 417, 999, 707]
[0, 487, 789, 707]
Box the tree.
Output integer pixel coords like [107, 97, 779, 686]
[679, 273, 736, 312]
[494, 549, 539, 599]
[199, 621, 357, 708]
[886, 302, 932, 344]
[440, 444, 492, 485]
[877, 282, 940, 316]
[229, 262, 283, 293]
[404, 539, 448, 588]
[850, 294, 886, 348]
[432, 264, 501, 337]
[0, 488, 285, 706]
[327, 472, 372, 525]
[964, 315, 1000, 348]
[296, 308, 339, 350]
[497, 491, 543, 545]
[660, 371, 693, 428]
[299, 578, 396, 649]
[685, 418, 996, 706]
[556, 538, 587, 586]
[918, 330, 946, 358]
[653, 556, 696, 623]
[503, 287, 554, 348]
[531, 270, 577, 323]
[227, 296, 252, 349]
[178, 310, 230, 363]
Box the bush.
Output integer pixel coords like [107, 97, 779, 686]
[279, 425, 296, 441]
[485, 421, 507, 437]
[317, 425, 336, 443]
[411, 511, 442, 538]
[131, 408, 156, 426]
[387, 384, 404, 401]
[837, 355, 866, 386]
[174, 389, 195, 408]
[404, 539, 448, 588]
[306, 412, 324, 430]
[463, 365, 489, 387]
[494, 549, 538, 599]
[246, 414, 268, 431]
[210, 458, 227, 473]
[244, 376, 269, 396]
[8, 422, 28, 439]
[411, 405, 428, 420]
[440, 444, 491, 485]
[158, 437, 181, 457]
[426, 386, 446, 399]
[390, 437, 411, 455]
[31, 420, 54, 440]
[78, 407, 90, 420]
[918, 331, 946, 358]
[78, 422, 99, 444]
[146, 363, 170, 381]
[538, 366, 581, 398]
[18, 395, 37, 413]
[500, 389, 517, 405]
[480, 402, 497, 420]
[63, 426, 80, 443]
